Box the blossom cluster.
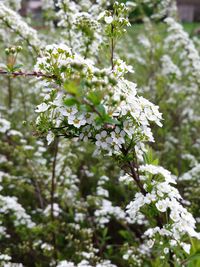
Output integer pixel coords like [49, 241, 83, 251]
[35, 44, 162, 156]
[161, 54, 181, 79]
[2, 0, 21, 11]
[126, 164, 200, 255]
[57, 259, 117, 267]
[165, 17, 200, 81]
[94, 175, 128, 227]
[0, 195, 35, 228]
[0, 3, 41, 51]
[55, 0, 108, 59]
[98, 1, 131, 36]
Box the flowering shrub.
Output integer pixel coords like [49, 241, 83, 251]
[0, 1, 200, 267]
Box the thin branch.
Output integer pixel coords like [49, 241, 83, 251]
[26, 159, 45, 209]
[111, 24, 115, 70]
[7, 76, 12, 109]
[50, 137, 59, 261]
[50, 138, 59, 221]
[0, 69, 55, 79]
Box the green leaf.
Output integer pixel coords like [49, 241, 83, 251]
[96, 104, 106, 116]
[104, 117, 120, 125]
[64, 98, 78, 106]
[12, 64, 23, 71]
[87, 91, 102, 105]
[143, 147, 159, 165]
[64, 81, 80, 96]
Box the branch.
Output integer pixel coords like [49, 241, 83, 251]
[50, 138, 59, 221]
[111, 24, 115, 70]
[50, 137, 59, 261]
[0, 69, 55, 79]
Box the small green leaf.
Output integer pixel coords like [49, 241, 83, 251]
[87, 91, 102, 105]
[64, 81, 80, 96]
[96, 104, 106, 116]
[104, 117, 120, 125]
[12, 64, 23, 71]
[64, 98, 78, 106]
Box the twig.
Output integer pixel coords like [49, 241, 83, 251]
[0, 69, 55, 79]
[111, 24, 115, 70]
[7, 76, 12, 108]
[50, 137, 59, 261]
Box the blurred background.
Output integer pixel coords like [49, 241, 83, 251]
[19, 0, 200, 22]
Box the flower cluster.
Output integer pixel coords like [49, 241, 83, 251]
[165, 17, 200, 81]
[41, 0, 54, 11]
[57, 259, 117, 267]
[35, 44, 162, 156]
[161, 55, 181, 79]
[2, 0, 21, 11]
[56, 0, 107, 59]
[0, 195, 35, 228]
[98, 1, 131, 37]
[0, 117, 11, 133]
[126, 164, 200, 255]
[151, 0, 177, 20]
[93, 175, 127, 227]
[0, 3, 41, 51]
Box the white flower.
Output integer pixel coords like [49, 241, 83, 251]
[170, 210, 180, 222]
[35, 103, 49, 113]
[0, 254, 11, 261]
[164, 247, 169, 254]
[0, 118, 11, 133]
[147, 239, 154, 248]
[95, 131, 112, 150]
[57, 261, 75, 267]
[41, 243, 53, 251]
[181, 243, 191, 254]
[104, 16, 113, 24]
[44, 203, 61, 217]
[68, 114, 87, 128]
[170, 240, 177, 247]
[47, 131, 55, 145]
[119, 174, 132, 184]
[155, 200, 168, 212]
[111, 127, 125, 146]
[97, 11, 106, 20]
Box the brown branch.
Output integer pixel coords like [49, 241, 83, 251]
[121, 145, 163, 228]
[50, 138, 59, 220]
[111, 24, 115, 70]
[26, 159, 45, 209]
[121, 145, 146, 195]
[7, 76, 12, 109]
[0, 69, 55, 79]
[128, 161, 147, 195]
[50, 137, 59, 261]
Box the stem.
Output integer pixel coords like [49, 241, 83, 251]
[111, 24, 115, 70]
[0, 69, 54, 79]
[26, 159, 45, 209]
[121, 146, 173, 265]
[121, 145, 163, 229]
[7, 76, 12, 109]
[50, 137, 59, 261]
[50, 138, 59, 220]
[169, 250, 175, 267]
[128, 160, 147, 195]
[19, 86, 27, 121]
